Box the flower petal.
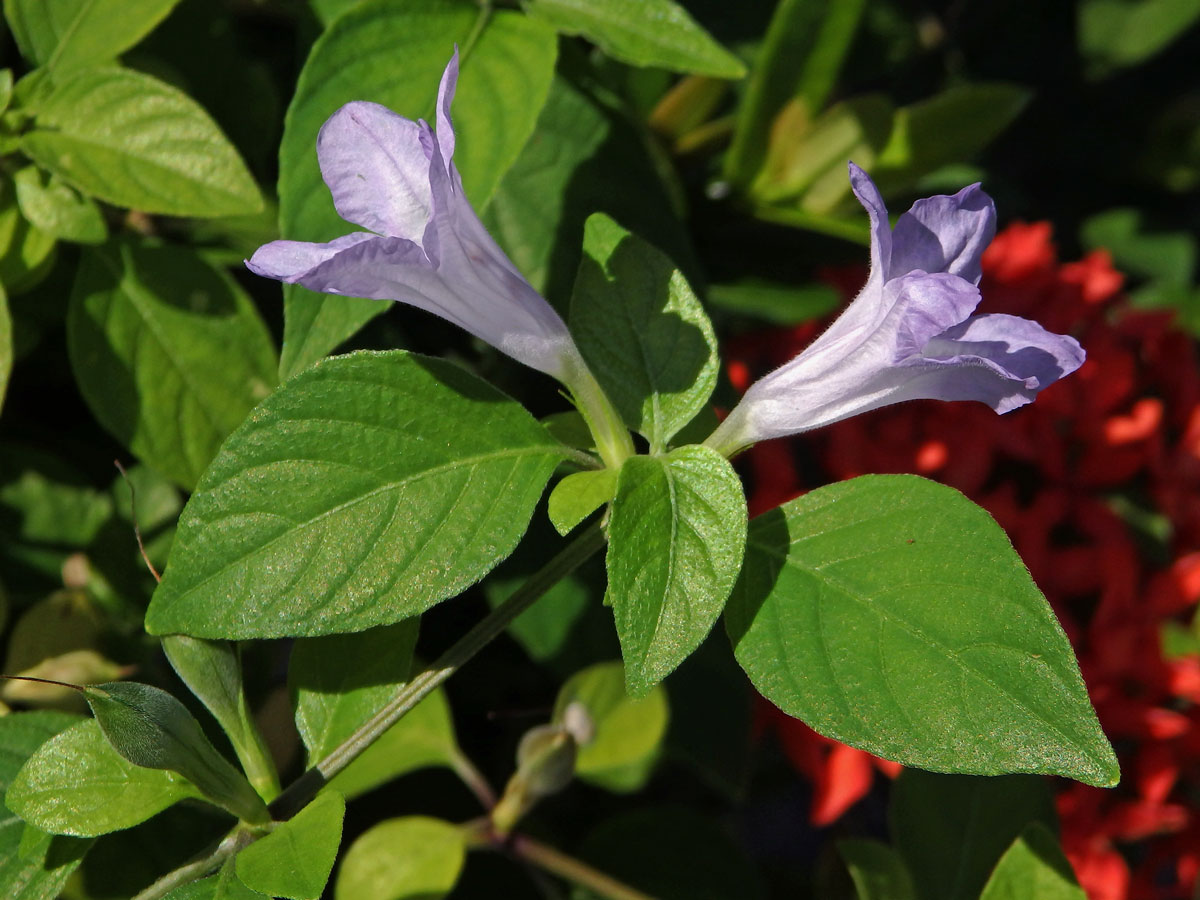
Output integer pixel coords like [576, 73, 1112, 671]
[434, 48, 459, 170]
[245, 232, 377, 282]
[848, 161, 892, 292]
[317, 101, 433, 240]
[890, 183, 996, 284]
[887, 271, 982, 359]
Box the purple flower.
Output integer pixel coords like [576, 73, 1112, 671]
[246, 51, 581, 383]
[706, 163, 1085, 458]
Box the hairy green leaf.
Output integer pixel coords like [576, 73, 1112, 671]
[235, 791, 344, 900]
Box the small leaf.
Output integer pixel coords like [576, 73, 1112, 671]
[13, 166, 106, 245]
[3, 0, 181, 70]
[548, 469, 617, 536]
[334, 816, 465, 900]
[838, 840, 916, 900]
[523, 0, 744, 78]
[553, 661, 668, 792]
[8, 719, 198, 837]
[606, 445, 747, 695]
[67, 241, 278, 490]
[327, 688, 459, 800]
[289, 620, 420, 764]
[81, 681, 269, 824]
[235, 791, 344, 900]
[21, 66, 261, 217]
[726, 475, 1119, 786]
[145, 351, 566, 639]
[0, 178, 57, 295]
[162, 858, 266, 899]
[277, 0, 557, 377]
[979, 824, 1086, 900]
[570, 214, 718, 451]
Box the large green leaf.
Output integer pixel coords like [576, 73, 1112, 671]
[290, 620, 420, 763]
[3, 0, 180, 69]
[7, 719, 199, 837]
[890, 770, 1057, 900]
[726, 475, 1118, 786]
[481, 74, 694, 313]
[606, 445, 747, 696]
[334, 816, 465, 900]
[553, 661, 668, 792]
[67, 241, 277, 490]
[20, 67, 261, 218]
[235, 791, 344, 900]
[523, 0, 744, 77]
[979, 824, 1086, 900]
[0, 712, 92, 900]
[145, 351, 566, 639]
[570, 215, 717, 451]
[277, 0, 557, 378]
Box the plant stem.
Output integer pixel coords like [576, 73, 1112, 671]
[131, 828, 246, 900]
[513, 834, 658, 900]
[270, 520, 608, 820]
[450, 747, 499, 809]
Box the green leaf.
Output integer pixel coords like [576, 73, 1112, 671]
[0, 179, 57, 295]
[277, 0, 556, 378]
[161, 858, 266, 899]
[81, 681, 269, 824]
[726, 475, 1119, 786]
[979, 824, 1086, 900]
[289, 620, 420, 763]
[0, 712, 92, 900]
[725, 0, 867, 186]
[553, 661, 669, 792]
[1079, 0, 1200, 77]
[891, 770, 1057, 900]
[67, 241, 278, 490]
[12, 166, 106, 245]
[0, 454, 113, 546]
[548, 469, 617, 536]
[0, 286, 10, 411]
[0, 69, 12, 113]
[838, 840, 916, 900]
[235, 791, 344, 900]
[327, 687, 459, 799]
[481, 74, 695, 313]
[607, 445, 747, 695]
[8, 719, 199, 837]
[871, 84, 1030, 195]
[706, 279, 840, 326]
[570, 214, 718, 451]
[146, 351, 566, 639]
[523, 0, 744, 78]
[21, 67, 261, 218]
[1081, 207, 1195, 286]
[334, 816, 465, 900]
[3, 0, 180, 69]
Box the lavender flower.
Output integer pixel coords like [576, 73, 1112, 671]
[705, 163, 1085, 458]
[247, 51, 581, 384]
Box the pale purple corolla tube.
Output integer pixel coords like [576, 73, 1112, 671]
[247, 51, 581, 384]
[705, 163, 1085, 459]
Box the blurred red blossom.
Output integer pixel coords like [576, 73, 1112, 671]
[730, 221, 1200, 899]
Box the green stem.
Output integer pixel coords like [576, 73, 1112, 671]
[131, 828, 247, 900]
[566, 362, 635, 471]
[513, 834, 657, 900]
[270, 521, 608, 820]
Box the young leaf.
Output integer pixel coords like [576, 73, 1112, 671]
[890, 770, 1057, 900]
[145, 351, 567, 639]
[334, 816, 465, 900]
[67, 241, 278, 490]
[13, 166, 106, 245]
[81, 682, 270, 824]
[235, 791, 344, 900]
[979, 824, 1086, 900]
[726, 475, 1119, 786]
[162, 636, 278, 800]
[21, 67, 261, 218]
[289, 620, 420, 763]
[3, 0, 181, 70]
[7, 719, 199, 837]
[570, 214, 718, 451]
[523, 0, 745, 78]
[326, 688, 459, 800]
[838, 840, 916, 900]
[553, 661, 669, 792]
[277, 0, 556, 378]
[606, 445, 747, 695]
[0, 712, 92, 898]
[547, 468, 617, 536]
[0, 179, 56, 295]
